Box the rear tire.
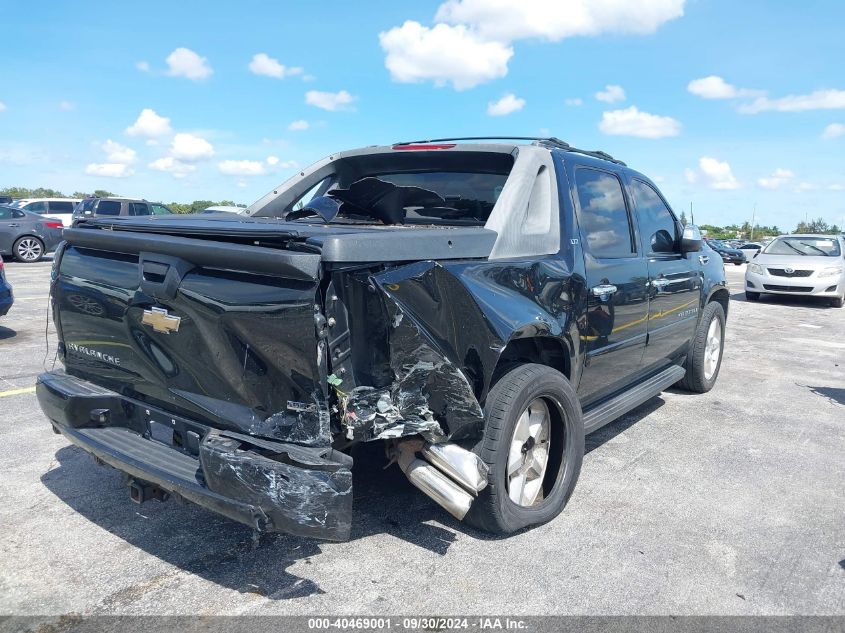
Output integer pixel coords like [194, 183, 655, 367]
[745, 291, 760, 301]
[678, 302, 726, 393]
[13, 236, 44, 263]
[831, 295, 844, 308]
[464, 363, 584, 535]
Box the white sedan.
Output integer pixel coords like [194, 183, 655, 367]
[745, 234, 845, 307]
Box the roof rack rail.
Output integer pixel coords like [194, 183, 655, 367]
[392, 136, 626, 166]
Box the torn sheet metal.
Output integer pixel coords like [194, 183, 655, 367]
[200, 431, 352, 540]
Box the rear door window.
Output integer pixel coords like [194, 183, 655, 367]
[96, 200, 121, 216]
[129, 202, 151, 216]
[574, 168, 636, 258]
[48, 201, 75, 214]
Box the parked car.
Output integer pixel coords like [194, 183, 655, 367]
[745, 234, 845, 307]
[0, 205, 64, 262]
[72, 198, 173, 226]
[37, 137, 729, 542]
[738, 242, 763, 261]
[0, 196, 12, 205]
[9, 198, 81, 227]
[706, 239, 745, 265]
[0, 255, 12, 316]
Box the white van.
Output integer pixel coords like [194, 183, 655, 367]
[10, 198, 81, 227]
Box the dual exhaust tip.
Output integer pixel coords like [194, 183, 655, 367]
[396, 440, 489, 520]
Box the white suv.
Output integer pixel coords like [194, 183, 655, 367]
[10, 198, 81, 227]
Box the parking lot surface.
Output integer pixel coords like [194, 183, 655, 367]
[1, 260, 843, 615]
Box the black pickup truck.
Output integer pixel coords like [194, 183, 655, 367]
[37, 138, 729, 541]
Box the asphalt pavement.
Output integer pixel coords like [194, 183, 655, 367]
[1, 259, 843, 615]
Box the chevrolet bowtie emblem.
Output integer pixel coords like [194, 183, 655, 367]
[141, 307, 181, 334]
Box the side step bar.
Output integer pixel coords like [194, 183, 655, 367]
[583, 365, 686, 435]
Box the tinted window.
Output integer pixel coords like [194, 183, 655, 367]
[96, 200, 121, 216]
[0, 208, 12, 220]
[574, 168, 635, 258]
[12, 210, 25, 219]
[151, 204, 172, 215]
[630, 179, 678, 254]
[48, 201, 75, 213]
[26, 201, 48, 212]
[129, 202, 150, 216]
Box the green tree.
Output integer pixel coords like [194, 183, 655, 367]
[679, 210, 688, 226]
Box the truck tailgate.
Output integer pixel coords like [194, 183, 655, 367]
[54, 227, 331, 446]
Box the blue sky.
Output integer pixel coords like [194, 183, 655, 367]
[1, 0, 844, 230]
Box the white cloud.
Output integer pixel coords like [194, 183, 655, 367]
[136, 61, 150, 73]
[102, 139, 136, 164]
[305, 90, 356, 111]
[487, 93, 525, 116]
[266, 155, 280, 166]
[126, 109, 172, 138]
[822, 123, 845, 140]
[827, 183, 845, 191]
[595, 84, 625, 103]
[169, 133, 214, 161]
[248, 53, 303, 79]
[565, 98, 583, 106]
[148, 156, 196, 178]
[59, 101, 75, 111]
[0, 101, 6, 112]
[165, 47, 213, 81]
[686, 75, 762, 100]
[599, 106, 681, 138]
[739, 89, 845, 114]
[690, 156, 739, 190]
[379, 21, 512, 90]
[85, 163, 134, 178]
[218, 160, 266, 176]
[757, 168, 794, 190]
[288, 119, 310, 131]
[434, 0, 686, 43]
[795, 181, 818, 193]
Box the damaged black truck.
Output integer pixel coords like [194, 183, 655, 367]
[37, 138, 729, 541]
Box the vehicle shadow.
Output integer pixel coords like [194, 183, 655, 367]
[801, 385, 845, 406]
[41, 441, 464, 601]
[0, 326, 16, 341]
[729, 290, 835, 309]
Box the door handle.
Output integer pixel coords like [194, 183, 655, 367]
[8, 223, 19, 227]
[591, 284, 618, 298]
[699, 255, 709, 265]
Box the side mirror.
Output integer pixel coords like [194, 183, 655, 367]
[651, 229, 675, 253]
[680, 224, 703, 253]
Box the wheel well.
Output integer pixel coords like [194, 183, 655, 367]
[494, 337, 570, 383]
[709, 287, 730, 318]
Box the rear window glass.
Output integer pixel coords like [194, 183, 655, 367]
[129, 202, 150, 216]
[96, 200, 121, 216]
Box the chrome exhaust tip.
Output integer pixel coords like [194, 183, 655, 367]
[396, 439, 489, 521]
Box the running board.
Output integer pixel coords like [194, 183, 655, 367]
[582, 365, 686, 434]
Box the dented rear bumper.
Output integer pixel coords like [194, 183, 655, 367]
[36, 371, 353, 541]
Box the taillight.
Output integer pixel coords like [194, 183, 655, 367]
[391, 143, 456, 150]
[0, 256, 4, 271]
[44, 221, 63, 229]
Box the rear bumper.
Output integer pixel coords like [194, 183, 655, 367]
[36, 371, 353, 541]
[0, 283, 12, 316]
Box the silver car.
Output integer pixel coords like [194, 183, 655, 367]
[0, 205, 64, 262]
[745, 234, 845, 307]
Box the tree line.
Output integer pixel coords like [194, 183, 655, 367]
[0, 186, 246, 214]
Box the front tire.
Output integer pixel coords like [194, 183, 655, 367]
[678, 302, 726, 393]
[831, 295, 844, 308]
[464, 363, 584, 535]
[13, 236, 44, 263]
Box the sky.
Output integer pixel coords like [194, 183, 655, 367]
[1, 0, 844, 231]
